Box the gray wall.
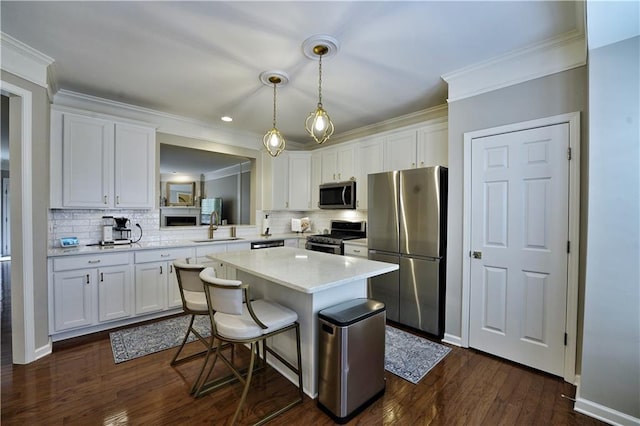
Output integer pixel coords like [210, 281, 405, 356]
[580, 35, 639, 418]
[446, 67, 589, 352]
[0, 70, 50, 354]
[204, 174, 239, 224]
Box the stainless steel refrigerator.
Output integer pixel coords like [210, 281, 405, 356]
[368, 167, 447, 337]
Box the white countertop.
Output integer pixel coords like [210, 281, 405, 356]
[207, 246, 397, 294]
[47, 233, 308, 257]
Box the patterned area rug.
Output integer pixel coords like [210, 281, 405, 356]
[109, 315, 211, 364]
[110, 316, 450, 382]
[385, 325, 451, 384]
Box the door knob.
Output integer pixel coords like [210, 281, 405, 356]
[471, 251, 482, 259]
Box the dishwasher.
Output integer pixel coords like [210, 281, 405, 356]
[250, 239, 285, 249]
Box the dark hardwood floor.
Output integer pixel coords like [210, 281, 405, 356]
[1, 262, 604, 425]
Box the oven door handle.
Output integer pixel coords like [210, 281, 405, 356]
[307, 242, 341, 249]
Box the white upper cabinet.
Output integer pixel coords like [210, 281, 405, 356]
[385, 129, 418, 171]
[51, 107, 156, 209]
[288, 153, 311, 210]
[310, 151, 322, 210]
[320, 144, 356, 183]
[357, 136, 385, 210]
[384, 121, 448, 171]
[263, 151, 311, 210]
[417, 122, 448, 167]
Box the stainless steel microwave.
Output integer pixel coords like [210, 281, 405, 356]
[319, 181, 356, 209]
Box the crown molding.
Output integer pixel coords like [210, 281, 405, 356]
[53, 89, 264, 151]
[0, 32, 54, 89]
[442, 29, 586, 102]
[321, 104, 448, 147]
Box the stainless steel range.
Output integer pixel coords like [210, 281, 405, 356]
[306, 220, 366, 255]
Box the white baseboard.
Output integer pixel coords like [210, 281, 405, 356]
[34, 337, 52, 361]
[442, 333, 462, 347]
[575, 378, 640, 426]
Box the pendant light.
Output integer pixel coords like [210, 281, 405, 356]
[303, 35, 339, 145]
[260, 71, 288, 157]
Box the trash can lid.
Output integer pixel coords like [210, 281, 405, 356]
[318, 298, 386, 326]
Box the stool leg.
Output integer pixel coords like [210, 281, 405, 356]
[231, 342, 257, 425]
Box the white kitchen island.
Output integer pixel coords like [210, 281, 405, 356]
[206, 246, 398, 397]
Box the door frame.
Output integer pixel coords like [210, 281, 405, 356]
[461, 112, 581, 383]
[0, 80, 37, 364]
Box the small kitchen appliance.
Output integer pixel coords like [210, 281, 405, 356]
[100, 216, 133, 245]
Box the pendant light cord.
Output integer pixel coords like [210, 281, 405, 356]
[272, 82, 277, 128]
[317, 54, 323, 107]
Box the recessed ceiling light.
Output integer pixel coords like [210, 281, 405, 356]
[221, 116, 233, 122]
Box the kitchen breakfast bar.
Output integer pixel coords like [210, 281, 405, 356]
[206, 246, 398, 397]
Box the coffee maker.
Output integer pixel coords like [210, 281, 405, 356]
[101, 216, 132, 245]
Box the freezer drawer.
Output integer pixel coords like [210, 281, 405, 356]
[368, 251, 399, 322]
[399, 256, 444, 337]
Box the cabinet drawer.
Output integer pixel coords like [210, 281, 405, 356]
[53, 253, 130, 272]
[344, 244, 367, 258]
[135, 248, 194, 264]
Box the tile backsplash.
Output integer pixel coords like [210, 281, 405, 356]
[48, 209, 368, 249]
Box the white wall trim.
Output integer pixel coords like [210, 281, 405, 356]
[442, 333, 462, 347]
[34, 337, 53, 361]
[0, 80, 37, 364]
[53, 89, 265, 151]
[442, 30, 586, 102]
[461, 112, 581, 383]
[575, 378, 640, 426]
[203, 161, 250, 181]
[0, 32, 54, 89]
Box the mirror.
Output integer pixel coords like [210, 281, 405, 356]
[158, 132, 258, 227]
[166, 182, 196, 206]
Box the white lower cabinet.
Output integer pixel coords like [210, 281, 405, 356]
[50, 252, 133, 333]
[134, 247, 195, 315]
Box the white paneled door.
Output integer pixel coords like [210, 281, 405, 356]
[469, 123, 569, 376]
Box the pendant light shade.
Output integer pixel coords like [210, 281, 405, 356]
[303, 35, 339, 145]
[260, 71, 288, 157]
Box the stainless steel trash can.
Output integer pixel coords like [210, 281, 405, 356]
[317, 298, 386, 424]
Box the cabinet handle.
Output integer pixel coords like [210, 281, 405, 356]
[86, 274, 90, 285]
[411, 162, 416, 168]
[160, 253, 170, 257]
[420, 161, 424, 166]
[116, 195, 120, 205]
[286, 201, 289, 208]
[160, 265, 163, 274]
[357, 200, 360, 208]
[88, 259, 100, 264]
[103, 195, 108, 205]
[333, 173, 336, 180]
[169, 264, 173, 273]
[353, 249, 361, 253]
[100, 272, 104, 282]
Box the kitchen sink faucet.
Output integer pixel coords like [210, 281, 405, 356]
[208, 211, 219, 239]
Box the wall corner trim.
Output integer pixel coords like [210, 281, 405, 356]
[442, 29, 586, 102]
[442, 333, 462, 347]
[0, 32, 54, 89]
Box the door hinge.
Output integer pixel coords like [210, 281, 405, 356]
[567, 147, 572, 160]
[564, 333, 568, 346]
[567, 241, 570, 253]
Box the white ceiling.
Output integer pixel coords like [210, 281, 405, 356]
[1, 1, 581, 150]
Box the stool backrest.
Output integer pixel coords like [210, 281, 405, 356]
[173, 259, 207, 293]
[199, 267, 243, 315]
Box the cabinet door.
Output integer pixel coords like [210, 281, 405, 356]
[385, 130, 417, 171]
[337, 145, 356, 182]
[271, 153, 289, 209]
[167, 262, 182, 309]
[321, 149, 338, 183]
[288, 153, 311, 210]
[310, 152, 322, 210]
[62, 113, 114, 207]
[358, 138, 385, 209]
[134, 262, 167, 314]
[52, 269, 95, 331]
[114, 123, 156, 208]
[98, 264, 133, 322]
[417, 124, 448, 167]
